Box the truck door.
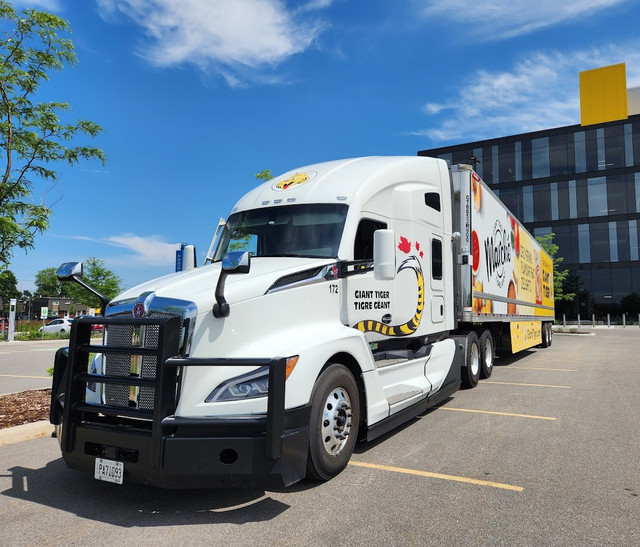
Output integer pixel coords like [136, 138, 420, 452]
[346, 218, 394, 343]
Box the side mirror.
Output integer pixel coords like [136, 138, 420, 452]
[213, 251, 251, 317]
[222, 250, 251, 274]
[58, 262, 83, 281]
[57, 261, 110, 315]
[373, 229, 396, 280]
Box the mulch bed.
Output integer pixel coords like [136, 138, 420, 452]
[0, 389, 51, 429]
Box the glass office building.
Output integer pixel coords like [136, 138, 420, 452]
[419, 113, 640, 322]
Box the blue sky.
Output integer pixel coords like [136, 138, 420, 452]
[6, 0, 640, 293]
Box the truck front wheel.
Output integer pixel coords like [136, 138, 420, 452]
[306, 363, 360, 481]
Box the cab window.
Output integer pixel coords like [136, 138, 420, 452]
[354, 218, 387, 260]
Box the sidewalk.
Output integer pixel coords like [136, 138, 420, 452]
[0, 420, 53, 446]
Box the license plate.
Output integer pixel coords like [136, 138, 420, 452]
[94, 458, 124, 485]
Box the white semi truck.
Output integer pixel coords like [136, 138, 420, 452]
[50, 156, 555, 488]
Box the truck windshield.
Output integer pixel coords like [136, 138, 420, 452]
[213, 204, 348, 260]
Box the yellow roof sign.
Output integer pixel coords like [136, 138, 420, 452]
[579, 63, 628, 126]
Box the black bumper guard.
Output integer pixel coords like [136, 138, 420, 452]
[51, 315, 288, 473]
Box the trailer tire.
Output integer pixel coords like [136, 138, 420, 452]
[461, 331, 481, 389]
[540, 322, 553, 348]
[306, 363, 360, 481]
[479, 329, 494, 379]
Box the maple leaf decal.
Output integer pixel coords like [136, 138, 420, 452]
[398, 236, 411, 254]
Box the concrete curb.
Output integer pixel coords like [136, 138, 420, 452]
[553, 331, 596, 336]
[0, 420, 54, 447]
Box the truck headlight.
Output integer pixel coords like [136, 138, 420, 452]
[205, 356, 299, 403]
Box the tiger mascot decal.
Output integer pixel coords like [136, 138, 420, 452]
[354, 236, 425, 337]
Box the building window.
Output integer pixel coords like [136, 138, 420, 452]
[635, 173, 640, 213]
[630, 220, 639, 261]
[587, 177, 608, 217]
[515, 141, 522, 181]
[607, 174, 628, 215]
[534, 182, 551, 222]
[574, 131, 586, 173]
[473, 148, 483, 179]
[604, 125, 625, 169]
[597, 128, 605, 170]
[624, 123, 634, 167]
[549, 134, 569, 176]
[616, 221, 630, 262]
[578, 224, 590, 263]
[550, 182, 559, 220]
[609, 222, 618, 262]
[439, 153, 452, 166]
[492, 145, 499, 183]
[498, 142, 515, 182]
[531, 137, 550, 178]
[523, 186, 534, 222]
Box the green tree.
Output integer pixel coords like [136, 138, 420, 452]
[535, 232, 575, 302]
[19, 287, 31, 317]
[255, 169, 273, 181]
[0, 2, 105, 267]
[34, 265, 67, 296]
[0, 268, 19, 309]
[65, 257, 121, 310]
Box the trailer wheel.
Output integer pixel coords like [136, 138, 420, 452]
[306, 363, 360, 481]
[461, 331, 481, 389]
[540, 323, 553, 348]
[479, 329, 494, 379]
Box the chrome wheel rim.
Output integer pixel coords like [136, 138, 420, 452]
[321, 387, 353, 455]
[470, 343, 480, 377]
[484, 339, 493, 371]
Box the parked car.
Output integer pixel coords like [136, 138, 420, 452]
[39, 318, 74, 334]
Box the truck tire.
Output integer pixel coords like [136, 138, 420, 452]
[540, 322, 553, 348]
[479, 329, 494, 379]
[306, 363, 360, 481]
[461, 331, 481, 389]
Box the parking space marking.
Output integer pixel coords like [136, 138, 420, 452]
[348, 460, 523, 491]
[483, 381, 571, 389]
[0, 374, 50, 379]
[437, 407, 556, 420]
[505, 366, 577, 372]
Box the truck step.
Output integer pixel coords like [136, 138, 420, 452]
[387, 389, 422, 406]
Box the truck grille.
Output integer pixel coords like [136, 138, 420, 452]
[103, 313, 182, 411]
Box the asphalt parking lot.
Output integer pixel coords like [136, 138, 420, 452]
[1, 329, 639, 545]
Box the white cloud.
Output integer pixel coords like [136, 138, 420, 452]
[420, 0, 629, 40]
[96, 0, 333, 86]
[106, 234, 178, 266]
[11, 0, 61, 10]
[58, 233, 178, 266]
[414, 42, 640, 144]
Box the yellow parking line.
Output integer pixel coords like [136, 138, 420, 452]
[0, 374, 50, 379]
[483, 381, 571, 389]
[506, 366, 577, 372]
[438, 407, 556, 420]
[348, 460, 523, 491]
